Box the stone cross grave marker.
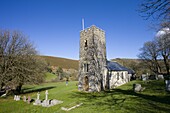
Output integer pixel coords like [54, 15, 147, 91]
[37, 92, 40, 100]
[23, 96, 27, 102]
[45, 90, 48, 100]
[27, 96, 31, 104]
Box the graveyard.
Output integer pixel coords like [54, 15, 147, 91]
[0, 80, 170, 113]
[0, 0, 170, 113]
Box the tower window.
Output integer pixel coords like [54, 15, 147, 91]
[84, 40, 87, 47]
[83, 63, 89, 72]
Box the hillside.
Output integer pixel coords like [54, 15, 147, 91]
[40, 56, 145, 76]
[41, 56, 79, 70]
[41, 56, 141, 72]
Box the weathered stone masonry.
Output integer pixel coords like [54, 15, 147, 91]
[78, 25, 107, 92]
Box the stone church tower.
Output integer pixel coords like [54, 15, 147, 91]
[78, 25, 107, 92]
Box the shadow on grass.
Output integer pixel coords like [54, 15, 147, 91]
[21, 86, 56, 94]
[70, 91, 126, 112]
[70, 88, 170, 112]
[112, 88, 170, 105]
[113, 89, 170, 105]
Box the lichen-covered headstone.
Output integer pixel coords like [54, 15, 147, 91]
[45, 90, 48, 100]
[27, 96, 31, 104]
[133, 84, 142, 92]
[33, 92, 41, 105]
[23, 96, 27, 102]
[165, 80, 170, 91]
[14, 95, 17, 100]
[16, 95, 20, 101]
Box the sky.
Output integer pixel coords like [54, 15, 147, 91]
[0, 0, 156, 60]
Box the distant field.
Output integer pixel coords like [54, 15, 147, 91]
[41, 56, 79, 70]
[45, 72, 57, 82]
[0, 80, 170, 113]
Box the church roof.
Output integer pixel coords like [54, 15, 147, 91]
[107, 61, 135, 74]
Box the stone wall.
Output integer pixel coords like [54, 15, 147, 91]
[109, 71, 129, 89]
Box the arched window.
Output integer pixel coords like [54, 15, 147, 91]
[84, 40, 87, 47]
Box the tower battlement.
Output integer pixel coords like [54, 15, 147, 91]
[80, 25, 105, 33]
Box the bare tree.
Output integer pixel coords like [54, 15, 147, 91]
[139, 0, 170, 21]
[0, 30, 47, 94]
[138, 41, 161, 74]
[139, 25, 170, 75]
[156, 26, 170, 75]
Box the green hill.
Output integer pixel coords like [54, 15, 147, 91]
[41, 56, 79, 70]
[45, 72, 57, 82]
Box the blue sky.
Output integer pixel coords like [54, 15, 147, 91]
[0, 0, 155, 60]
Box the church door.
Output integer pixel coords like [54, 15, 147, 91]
[84, 76, 89, 91]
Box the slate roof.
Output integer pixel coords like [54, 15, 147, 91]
[107, 61, 135, 74]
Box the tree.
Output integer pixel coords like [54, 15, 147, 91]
[139, 25, 170, 75]
[56, 67, 64, 80]
[138, 41, 161, 74]
[0, 30, 47, 94]
[156, 26, 170, 75]
[139, 0, 170, 21]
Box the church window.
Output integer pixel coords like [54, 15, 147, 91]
[84, 63, 89, 72]
[84, 40, 87, 47]
[117, 72, 119, 80]
[121, 72, 124, 79]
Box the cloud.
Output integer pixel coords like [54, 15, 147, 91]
[156, 27, 170, 37]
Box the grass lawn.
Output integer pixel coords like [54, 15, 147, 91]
[0, 80, 170, 113]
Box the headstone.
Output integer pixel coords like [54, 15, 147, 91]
[50, 99, 63, 106]
[141, 74, 147, 81]
[16, 96, 20, 101]
[158, 75, 164, 80]
[14, 95, 17, 100]
[23, 96, 27, 102]
[133, 84, 144, 92]
[42, 100, 50, 107]
[45, 90, 48, 100]
[37, 92, 40, 100]
[41, 90, 49, 107]
[27, 96, 31, 104]
[165, 80, 170, 91]
[33, 92, 41, 105]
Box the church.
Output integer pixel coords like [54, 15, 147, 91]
[78, 25, 134, 92]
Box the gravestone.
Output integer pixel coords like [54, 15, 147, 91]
[14, 95, 17, 100]
[16, 95, 20, 101]
[50, 99, 63, 106]
[42, 90, 50, 107]
[141, 74, 147, 81]
[45, 90, 48, 100]
[27, 96, 31, 104]
[158, 75, 164, 80]
[23, 96, 27, 102]
[33, 92, 41, 105]
[165, 80, 170, 91]
[42, 100, 50, 107]
[133, 84, 142, 92]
